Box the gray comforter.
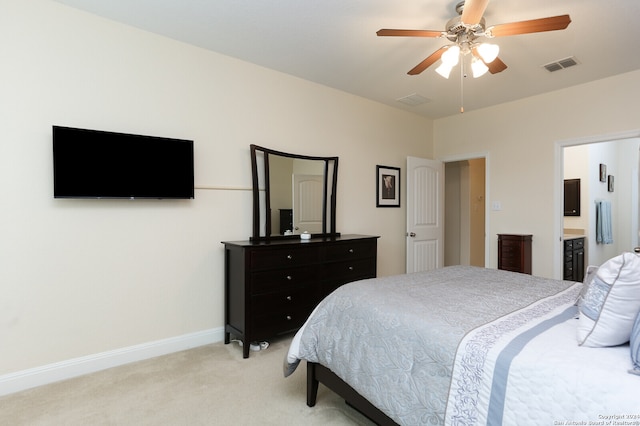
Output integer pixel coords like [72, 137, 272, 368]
[285, 266, 578, 425]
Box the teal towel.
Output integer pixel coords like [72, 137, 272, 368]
[596, 200, 613, 244]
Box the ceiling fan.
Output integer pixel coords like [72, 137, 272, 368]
[377, 0, 571, 79]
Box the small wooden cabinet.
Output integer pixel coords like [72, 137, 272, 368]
[222, 234, 378, 358]
[563, 237, 585, 282]
[497, 234, 532, 274]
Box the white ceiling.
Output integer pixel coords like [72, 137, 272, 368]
[53, 0, 640, 119]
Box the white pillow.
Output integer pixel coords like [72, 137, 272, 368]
[576, 264, 599, 305]
[629, 312, 640, 376]
[577, 252, 640, 347]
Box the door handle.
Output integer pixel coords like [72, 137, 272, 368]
[407, 232, 416, 237]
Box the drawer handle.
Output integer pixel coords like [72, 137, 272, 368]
[348, 266, 354, 271]
[286, 315, 292, 321]
[286, 254, 293, 260]
[348, 248, 354, 253]
[286, 275, 292, 280]
[286, 295, 292, 301]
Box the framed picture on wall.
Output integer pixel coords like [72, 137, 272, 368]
[608, 175, 614, 192]
[376, 165, 400, 207]
[600, 163, 607, 182]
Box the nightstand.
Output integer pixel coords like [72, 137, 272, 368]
[498, 234, 532, 274]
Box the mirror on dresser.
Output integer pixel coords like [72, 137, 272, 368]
[250, 144, 339, 240]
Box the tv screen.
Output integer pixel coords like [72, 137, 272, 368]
[53, 126, 194, 199]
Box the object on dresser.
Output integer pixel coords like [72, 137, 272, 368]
[497, 234, 532, 274]
[222, 235, 378, 358]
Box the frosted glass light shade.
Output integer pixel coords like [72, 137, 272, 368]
[435, 62, 453, 78]
[471, 57, 489, 78]
[477, 43, 499, 63]
[441, 45, 460, 66]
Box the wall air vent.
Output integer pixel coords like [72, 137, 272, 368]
[543, 56, 579, 72]
[397, 93, 431, 106]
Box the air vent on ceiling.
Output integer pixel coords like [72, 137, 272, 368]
[397, 93, 431, 106]
[543, 56, 579, 72]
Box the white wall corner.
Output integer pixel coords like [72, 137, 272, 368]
[0, 327, 224, 397]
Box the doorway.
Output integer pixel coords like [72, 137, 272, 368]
[444, 157, 486, 267]
[556, 131, 640, 277]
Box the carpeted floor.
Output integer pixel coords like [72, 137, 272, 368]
[0, 335, 375, 425]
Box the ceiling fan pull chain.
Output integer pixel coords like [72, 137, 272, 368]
[460, 57, 465, 113]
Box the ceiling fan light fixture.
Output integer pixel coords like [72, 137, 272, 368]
[441, 45, 461, 66]
[471, 57, 489, 78]
[436, 62, 454, 79]
[476, 43, 499, 63]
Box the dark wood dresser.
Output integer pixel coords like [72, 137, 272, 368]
[497, 234, 532, 274]
[222, 234, 379, 358]
[563, 236, 585, 282]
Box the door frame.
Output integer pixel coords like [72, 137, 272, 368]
[554, 129, 640, 279]
[438, 151, 491, 268]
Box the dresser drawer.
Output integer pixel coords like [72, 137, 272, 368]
[249, 246, 319, 269]
[324, 240, 377, 261]
[500, 265, 523, 273]
[324, 258, 376, 282]
[499, 258, 519, 269]
[251, 305, 315, 338]
[250, 266, 318, 295]
[251, 285, 321, 316]
[499, 242, 521, 256]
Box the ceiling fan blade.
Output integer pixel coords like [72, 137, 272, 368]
[408, 46, 447, 75]
[488, 15, 571, 37]
[461, 0, 490, 26]
[376, 29, 443, 37]
[486, 57, 507, 74]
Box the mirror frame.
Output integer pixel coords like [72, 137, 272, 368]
[250, 144, 339, 241]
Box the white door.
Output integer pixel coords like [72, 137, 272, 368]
[406, 157, 444, 273]
[292, 174, 323, 234]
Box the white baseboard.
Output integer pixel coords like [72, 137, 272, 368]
[0, 327, 224, 397]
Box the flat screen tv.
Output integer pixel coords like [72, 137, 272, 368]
[53, 126, 194, 199]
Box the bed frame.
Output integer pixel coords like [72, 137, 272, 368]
[306, 362, 399, 426]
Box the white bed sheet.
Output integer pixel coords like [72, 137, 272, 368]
[447, 300, 640, 425]
[502, 316, 639, 424]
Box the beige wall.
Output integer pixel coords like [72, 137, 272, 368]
[4, 0, 640, 389]
[1, 0, 432, 378]
[434, 69, 640, 278]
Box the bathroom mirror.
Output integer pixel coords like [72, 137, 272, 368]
[250, 144, 339, 240]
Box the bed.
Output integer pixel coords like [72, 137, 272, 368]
[284, 259, 640, 425]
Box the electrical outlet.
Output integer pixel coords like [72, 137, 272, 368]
[492, 201, 502, 211]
